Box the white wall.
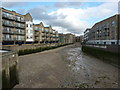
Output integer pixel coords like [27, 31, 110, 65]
[25, 21, 34, 42]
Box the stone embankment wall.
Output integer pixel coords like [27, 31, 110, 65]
[82, 45, 120, 67]
[2, 51, 19, 89]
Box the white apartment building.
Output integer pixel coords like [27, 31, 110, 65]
[24, 13, 34, 42]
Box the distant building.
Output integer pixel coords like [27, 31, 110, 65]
[58, 33, 65, 43]
[75, 36, 81, 42]
[59, 33, 75, 44]
[80, 35, 84, 43]
[84, 14, 120, 45]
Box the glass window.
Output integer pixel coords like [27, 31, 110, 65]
[112, 21, 115, 26]
[26, 24, 28, 27]
[30, 24, 32, 27]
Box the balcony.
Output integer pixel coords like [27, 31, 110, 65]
[2, 20, 14, 27]
[15, 24, 25, 29]
[15, 31, 25, 35]
[42, 30, 45, 33]
[2, 13, 15, 21]
[35, 37, 39, 41]
[3, 37, 14, 41]
[3, 30, 14, 34]
[50, 31, 53, 34]
[42, 33, 45, 37]
[15, 17, 25, 23]
[34, 31, 39, 36]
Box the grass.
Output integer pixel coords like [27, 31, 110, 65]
[82, 46, 120, 66]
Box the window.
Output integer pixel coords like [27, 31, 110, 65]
[111, 42, 115, 45]
[104, 42, 106, 45]
[112, 21, 115, 26]
[30, 24, 32, 27]
[26, 24, 28, 27]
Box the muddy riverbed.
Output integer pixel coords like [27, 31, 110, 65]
[59, 43, 118, 88]
[14, 43, 118, 88]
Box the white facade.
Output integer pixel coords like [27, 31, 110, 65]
[25, 21, 34, 42]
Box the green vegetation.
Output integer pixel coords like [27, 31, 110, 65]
[18, 43, 73, 56]
[82, 46, 120, 66]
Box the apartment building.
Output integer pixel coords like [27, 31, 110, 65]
[44, 26, 51, 43]
[33, 24, 40, 43]
[75, 36, 81, 42]
[0, 8, 25, 45]
[84, 28, 90, 43]
[55, 31, 59, 43]
[65, 33, 75, 44]
[0, 8, 74, 46]
[59, 33, 75, 44]
[33, 22, 45, 43]
[24, 13, 34, 44]
[58, 33, 66, 43]
[86, 14, 120, 45]
[39, 22, 45, 43]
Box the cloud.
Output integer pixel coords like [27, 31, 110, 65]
[3, 2, 118, 35]
[28, 6, 56, 20]
[49, 2, 118, 35]
[54, 2, 82, 8]
[2, 2, 26, 8]
[22, 2, 118, 35]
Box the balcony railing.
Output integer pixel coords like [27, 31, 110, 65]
[2, 13, 15, 20]
[2, 20, 14, 27]
[15, 17, 25, 23]
[15, 31, 25, 35]
[15, 24, 25, 29]
[3, 30, 14, 34]
[3, 37, 14, 41]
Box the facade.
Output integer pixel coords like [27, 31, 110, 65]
[44, 26, 59, 43]
[33, 22, 45, 43]
[44, 26, 52, 43]
[33, 24, 40, 43]
[24, 13, 34, 43]
[65, 33, 75, 44]
[84, 28, 90, 43]
[1, 8, 25, 45]
[85, 14, 120, 45]
[75, 36, 81, 42]
[58, 33, 65, 43]
[59, 33, 75, 44]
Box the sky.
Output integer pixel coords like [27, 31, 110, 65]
[1, 1, 119, 36]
